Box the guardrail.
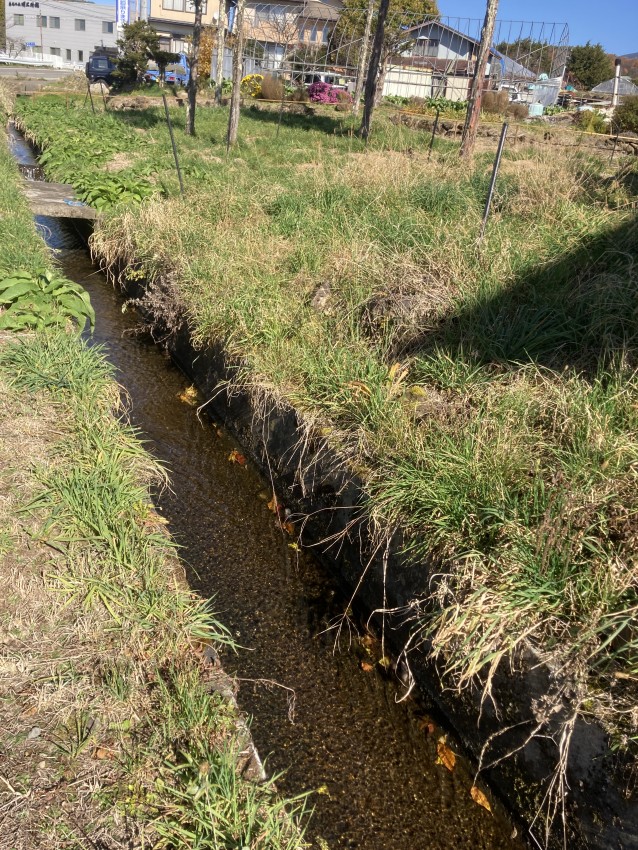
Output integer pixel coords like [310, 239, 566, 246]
[0, 52, 81, 71]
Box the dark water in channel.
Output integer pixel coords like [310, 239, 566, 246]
[9, 126, 525, 850]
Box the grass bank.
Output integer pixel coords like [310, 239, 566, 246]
[12, 90, 638, 839]
[0, 106, 308, 849]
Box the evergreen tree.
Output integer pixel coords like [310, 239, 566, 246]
[567, 42, 613, 91]
[115, 20, 161, 85]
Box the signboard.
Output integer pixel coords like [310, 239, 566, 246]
[26, 42, 37, 47]
[115, 0, 129, 27]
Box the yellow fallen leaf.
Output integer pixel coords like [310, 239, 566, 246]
[470, 785, 492, 813]
[177, 385, 199, 406]
[93, 746, 114, 760]
[360, 661, 374, 673]
[228, 449, 247, 466]
[435, 737, 456, 771]
[345, 380, 371, 397]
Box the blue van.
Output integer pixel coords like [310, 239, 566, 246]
[144, 53, 190, 86]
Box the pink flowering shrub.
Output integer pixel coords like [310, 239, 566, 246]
[307, 82, 341, 103]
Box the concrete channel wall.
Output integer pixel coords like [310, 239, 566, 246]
[94, 266, 638, 850]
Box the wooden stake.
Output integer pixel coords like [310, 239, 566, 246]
[460, 0, 499, 159]
[186, 0, 204, 136]
[226, 0, 246, 150]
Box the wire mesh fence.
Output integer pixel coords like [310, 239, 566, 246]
[208, 6, 568, 109]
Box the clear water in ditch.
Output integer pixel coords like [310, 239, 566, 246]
[10, 126, 526, 850]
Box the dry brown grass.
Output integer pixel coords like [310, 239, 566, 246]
[0, 368, 139, 850]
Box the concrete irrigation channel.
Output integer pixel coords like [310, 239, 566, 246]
[7, 120, 638, 850]
[6, 124, 526, 850]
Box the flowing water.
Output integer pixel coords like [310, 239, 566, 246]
[8, 125, 525, 850]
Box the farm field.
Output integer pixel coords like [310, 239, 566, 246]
[12, 90, 638, 834]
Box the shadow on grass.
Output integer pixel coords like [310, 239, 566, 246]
[242, 104, 352, 136]
[409, 214, 638, 377]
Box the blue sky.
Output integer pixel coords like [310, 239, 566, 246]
[439, 0, 638, 56]
[99, 0, 637, 57]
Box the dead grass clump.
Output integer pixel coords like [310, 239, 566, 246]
[482, 90, 510, 115]
[104, 151, 137, 172]
[260, 74, 285, 101]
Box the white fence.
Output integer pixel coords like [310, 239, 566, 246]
[0, 51, 82, 70]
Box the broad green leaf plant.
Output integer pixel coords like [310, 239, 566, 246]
[0, 268, 95, 332]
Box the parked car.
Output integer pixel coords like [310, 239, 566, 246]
[85, 51, 117, 86]
[144, 53, 190, 87]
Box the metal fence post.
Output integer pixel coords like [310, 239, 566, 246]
[162, 93, 185, 196]
[479, 121, 508, 241]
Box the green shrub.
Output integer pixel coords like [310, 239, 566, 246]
[577, 108, 608, 134]
[614, 95, 638, 134]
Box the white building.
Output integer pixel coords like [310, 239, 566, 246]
[4, 0, 117, 66]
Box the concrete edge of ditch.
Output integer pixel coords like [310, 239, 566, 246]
[95, 267, 638, 850]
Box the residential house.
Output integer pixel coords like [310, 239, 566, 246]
[386, 20, 497, 101]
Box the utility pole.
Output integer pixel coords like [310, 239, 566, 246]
[459, 0, 499, 159]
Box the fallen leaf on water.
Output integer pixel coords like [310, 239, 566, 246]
[378, 656, 392, 670]
[360, 661, 374, 673]
[316, 785, 331, 797]
[282, 521, 295, 536]
[288, 542, 300, 551]
[470, 785, 492, 813]
[228, 449, 247, 466]
[435, 737, 456, 771]
[177, 385, 199, 406]
[267, 495, 279, 513]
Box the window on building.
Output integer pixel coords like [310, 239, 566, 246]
[66, 48, 72, 60]
[78, 50, 84, 61]
[162, 0, 207, 12]
[13, 14, 24, 25]
[37, 15, 47, 27]
[50, 47, 61, 56]
[75, 19, 86, 31]
[254, 4, 288, 24]
[50, 16, 60, 28]
[413, 37, 440, 58]
[102, 21, 114, 33]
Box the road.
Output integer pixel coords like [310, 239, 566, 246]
[0, 66, 75, 81]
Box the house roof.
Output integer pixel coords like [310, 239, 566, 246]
[302, 0, 340, 22]
[591, 76, 638, 95]
[403, 19, 482, 49]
